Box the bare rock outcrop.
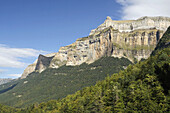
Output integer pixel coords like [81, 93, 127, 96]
[21, 16, 170, 78]
[21, 53, 56, 79]
[21, 60, 37, 79]
[90, 16, 170, 35]
[35, 54, 54, 72]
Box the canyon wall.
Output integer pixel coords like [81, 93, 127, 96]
[21, 16, 170, 78]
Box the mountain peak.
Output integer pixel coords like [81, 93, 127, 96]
[90, 16, 170, 35]
[137, 16, 170, 20]
[106, 16, 112, 20]
[21, 16, 170, 79]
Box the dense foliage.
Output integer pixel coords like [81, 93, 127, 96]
[19, 48, 169, 113]
[0, 27, 169, 112]
[2, 45, 168, 113]
[0, 104, 20, 113]
[0, 57, 131, 107]
[152, 27, 170, 55]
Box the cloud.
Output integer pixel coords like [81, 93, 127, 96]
[116, 0, 170, 20]
[0, 44, 46, 68]
[8, 74, 22, 78]
[0, 69, 6, 73]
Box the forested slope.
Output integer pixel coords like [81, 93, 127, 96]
[22, 47, 169, 113]
[0, 57, 131, 108]
[19, 26, 170, 112]
[0, 27, 169, 112]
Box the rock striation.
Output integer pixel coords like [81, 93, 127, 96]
[90, 16, 170, 35]
[21, 16, 170, 78]
[21, 53, 56, 79]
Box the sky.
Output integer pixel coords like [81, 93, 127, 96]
[0, 0, 170, 78]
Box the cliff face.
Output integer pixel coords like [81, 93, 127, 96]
[152, 26, 170, 55]
[90, 16, 170, 35]
[21, 53, 56, 79]
[21, 16, 170, 78]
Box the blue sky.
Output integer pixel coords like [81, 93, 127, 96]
[0, 0, 170, 78]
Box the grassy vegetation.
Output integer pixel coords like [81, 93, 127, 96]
[0, 57, 131, 108]
[18, 27, 170, 112]
[65, 43, 77, 49]
[152, 26, 170, 55]
[113, 42, 155, 51]
[76, 36, 89, 41]
[33, 48, 169, 113]
[0, 26, 169, 113]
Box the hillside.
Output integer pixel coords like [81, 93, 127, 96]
[19, 26, 170, 112]
[1, 16, 170, 108]
[152, 26, 170, 55]
[0, 57, 131, 107]
[0, 26, 169, 113]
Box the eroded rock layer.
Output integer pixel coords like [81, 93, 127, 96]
[21, 16, 170, 78]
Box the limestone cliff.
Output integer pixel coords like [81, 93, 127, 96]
[90, 16, 170, 35]
[21, 53, 57, 79]
[21, 16, 170, 78]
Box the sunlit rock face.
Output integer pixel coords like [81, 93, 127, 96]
[90, 16, 170, 35]
[21, 53, 56, 79]
[21, 16, 170, 78]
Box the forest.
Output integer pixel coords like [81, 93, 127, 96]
[0, 27, 169, 113]
[0, 57, 131, 108]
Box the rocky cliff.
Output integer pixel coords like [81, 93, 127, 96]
[90, 16, 170, 35]
[21, 53, 56, 79]
[21, 16, 170, 78]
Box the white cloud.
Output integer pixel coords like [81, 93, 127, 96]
[116, 0, 170, 20]
[8, 74, 22, 78]
[0, 69, 8, 72]
[0, 44, 46, 68]
[0, 69, 6, 73]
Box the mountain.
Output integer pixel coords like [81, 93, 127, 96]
[27, 48, 169, 113]
[21, 26, 170, 112]
[1, 24, 169, 113]
[0, 16, 170, 108]
[0, 57, 131, 107]
[21, 16, 170, 79]
[152, 26, 170, 55]
[0, 78, 12, 85]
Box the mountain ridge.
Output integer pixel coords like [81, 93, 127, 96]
[20, 26, 170, 113]
[0, 25, 169, 113]
[21, 16, 170, 79]
[0, 57, 132, 107]
[90, 16, 170, 34]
